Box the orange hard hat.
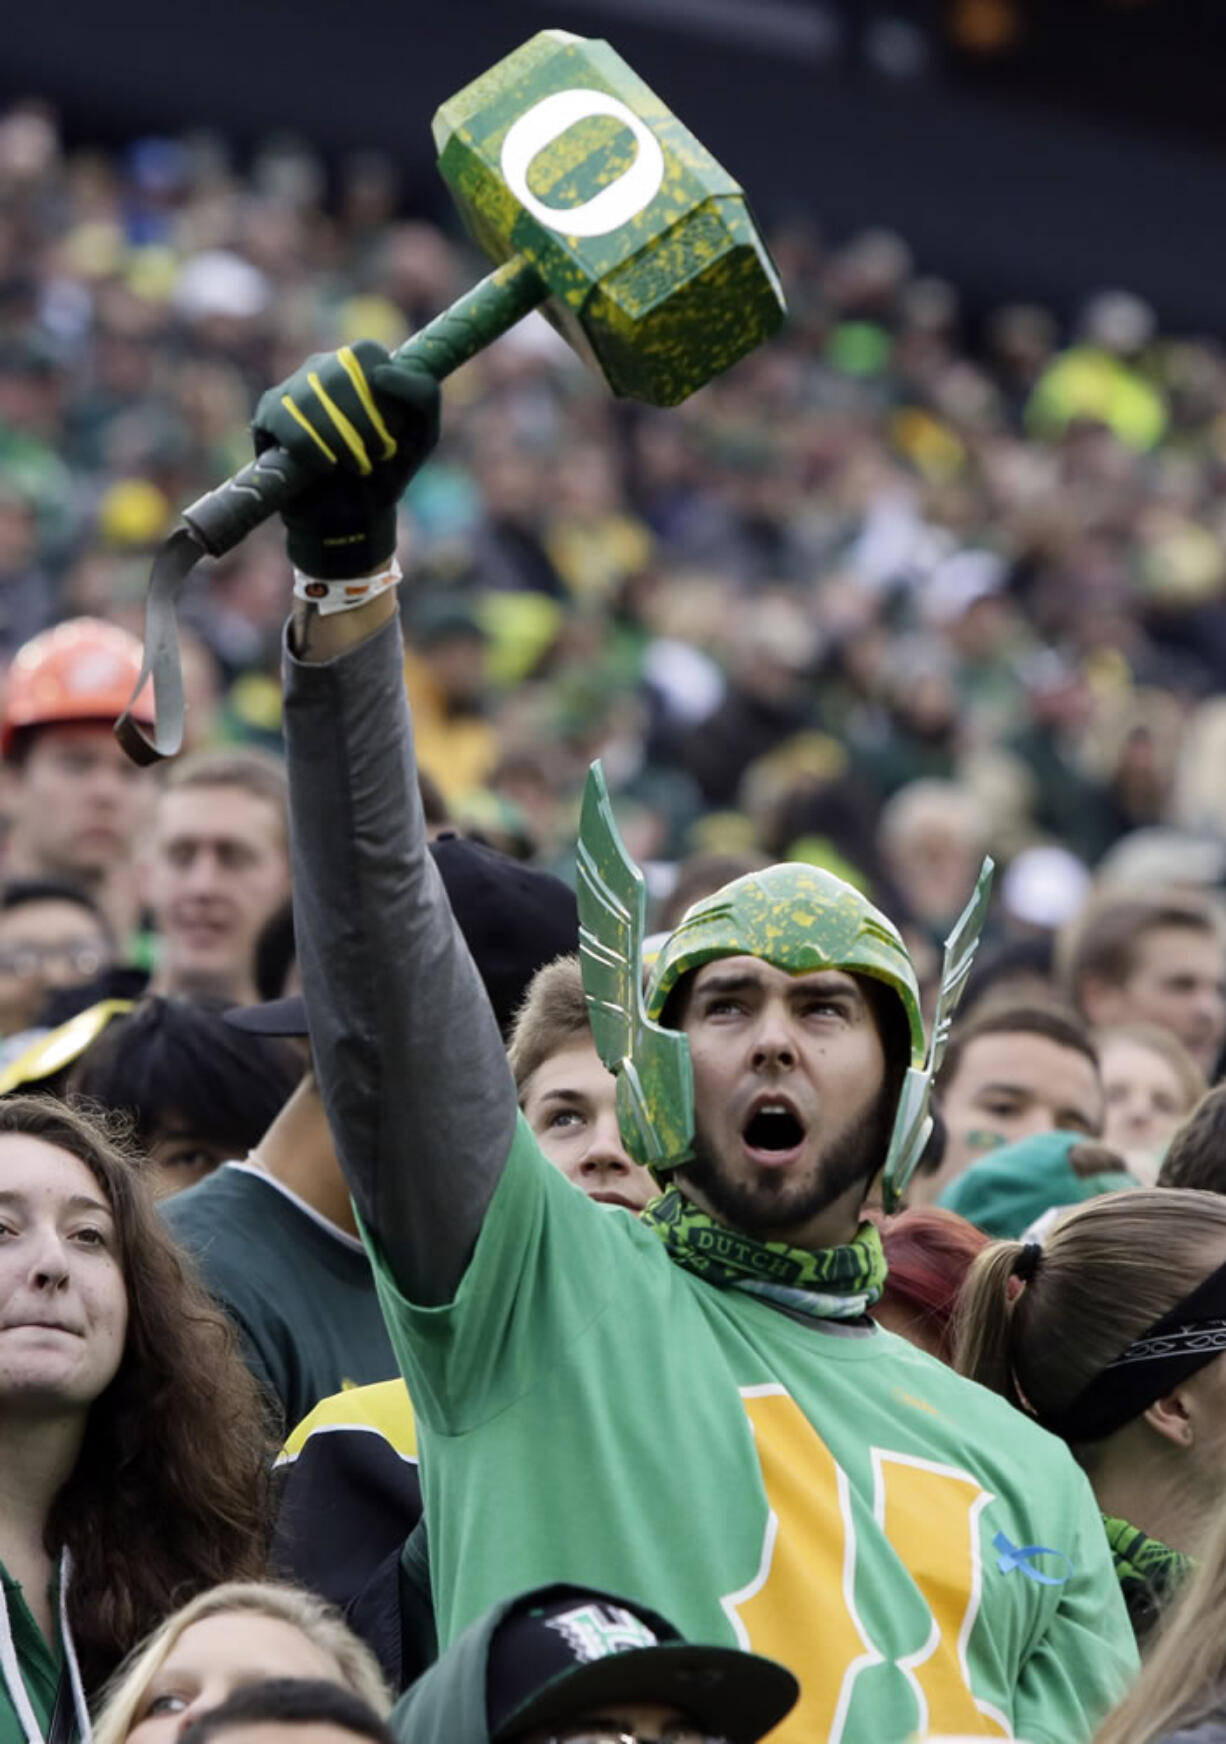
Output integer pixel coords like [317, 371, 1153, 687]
[2, 618, 154, 758]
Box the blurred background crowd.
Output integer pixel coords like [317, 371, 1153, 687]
[3, 88, 1226, 1001]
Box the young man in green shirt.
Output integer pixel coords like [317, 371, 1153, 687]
[263, 342, 1137, 1744]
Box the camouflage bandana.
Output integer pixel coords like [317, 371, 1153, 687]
[640, 1188, 886, 1321]
[1101, 1513, 1194, 1645]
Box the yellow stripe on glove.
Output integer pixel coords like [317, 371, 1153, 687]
[279, 396, 337, 464]
[307, 371, 373, 475]
[337, 347, 398, 460]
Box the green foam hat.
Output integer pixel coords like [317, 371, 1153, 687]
[938, 1130, 1140, 1239]
[577, 761, 993, 1207]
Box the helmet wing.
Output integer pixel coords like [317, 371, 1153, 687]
[577, 762, 694, 1171]
[882, 856, 995, 1209]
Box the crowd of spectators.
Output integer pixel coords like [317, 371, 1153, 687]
[3, 95, 1226, 968]
[6, 85, 1226, 1744]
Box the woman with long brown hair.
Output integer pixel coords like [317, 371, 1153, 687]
[954, 1187, 1226, 1646]
[0, 1096, 271, 1744]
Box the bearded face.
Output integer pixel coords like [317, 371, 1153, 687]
[674, 956, 900, 1249]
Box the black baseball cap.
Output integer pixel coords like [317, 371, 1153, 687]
[485, 1587, 797, 1744]
[429, 832, 578, 1035]
[225, 833, 579, 1040]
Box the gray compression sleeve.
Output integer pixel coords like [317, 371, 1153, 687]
[282, 614, 518, 1305]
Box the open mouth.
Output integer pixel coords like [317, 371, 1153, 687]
[743, 1105, 806, 1155]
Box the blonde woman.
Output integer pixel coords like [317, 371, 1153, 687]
[93, 1583, 390, 1744]
[955, 1188, 1226, 1644]
[1095, 1499, 1226, 1744]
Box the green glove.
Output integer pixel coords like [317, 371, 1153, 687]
[251, 339, 440, 580]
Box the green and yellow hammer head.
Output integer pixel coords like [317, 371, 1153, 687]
[433, 29, 785, 405]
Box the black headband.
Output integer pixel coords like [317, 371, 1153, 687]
[1038, 1255, 1226, 1443]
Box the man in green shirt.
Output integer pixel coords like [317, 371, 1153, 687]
[265, 342, 1137, 1744]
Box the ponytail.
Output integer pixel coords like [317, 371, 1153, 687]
[952, 1188, 1226, 1434]
[952, 1240, 1037, 1411]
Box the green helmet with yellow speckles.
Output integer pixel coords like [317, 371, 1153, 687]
[647, 862, 924, 1050]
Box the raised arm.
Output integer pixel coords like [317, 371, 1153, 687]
[266, 343, 518, 1304]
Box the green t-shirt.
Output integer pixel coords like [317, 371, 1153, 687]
[367, 1116, 1137, 1744]
[0, 1566, 62, 1744]
[163, 1162, 398, 1431]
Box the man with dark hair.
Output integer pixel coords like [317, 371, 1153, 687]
[70, 994, 301, 1196]
[913, 1002, 1104, 1205]
[1158, 1084, 1226, 1193]
[0, 876, 114, 1041]
[260, 343, 1135, 1744]
[179, 1679, 397, 1744]
[1060, 891, 1226, 1077]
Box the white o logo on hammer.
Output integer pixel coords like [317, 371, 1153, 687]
[501, 88, 665, 239]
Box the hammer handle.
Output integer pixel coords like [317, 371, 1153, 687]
[393, 252, 545, 378]
[181, 254, 546, 557]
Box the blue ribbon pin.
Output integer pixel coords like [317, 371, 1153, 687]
[994, 1530, 1073, 1586]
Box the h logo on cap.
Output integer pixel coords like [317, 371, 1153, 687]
[546, 1604, 659, 1663]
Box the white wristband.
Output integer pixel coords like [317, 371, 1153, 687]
[292, 558, 403, 616]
